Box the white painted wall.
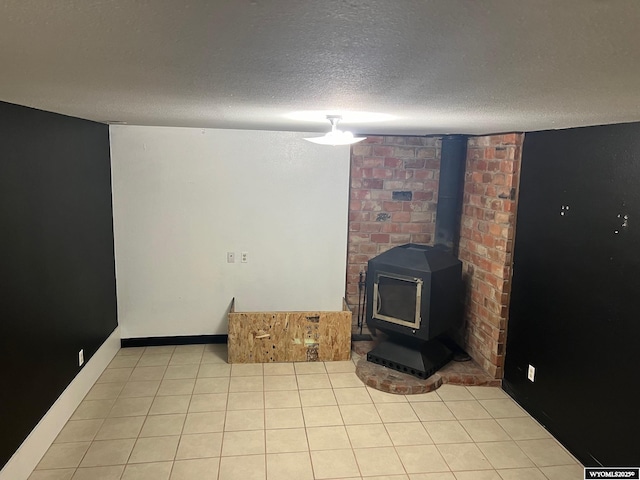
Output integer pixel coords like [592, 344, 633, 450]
[110, 126, 350, 338]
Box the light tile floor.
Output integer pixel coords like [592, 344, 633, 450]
[29, 344, 583, 480]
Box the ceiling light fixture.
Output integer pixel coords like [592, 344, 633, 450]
[287, 111, 396, 123]
[304, 115, 366, 146]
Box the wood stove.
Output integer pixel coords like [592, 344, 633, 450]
[364, 135, 468, 379]
[365, 243, 463, 379]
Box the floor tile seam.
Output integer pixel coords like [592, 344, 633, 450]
[307, 447, 361, 480]
[373, 401, 417, 423]
[407, 396, 455, 422]
[108, 358, 140, 370]
[263, 441, 269, 480]
[117, 381, 161, 399]
[169, 349, 204, 365]
[163, 367, 200, 380]
[433, 442, 494, 473]
[353, 444, 412, 477]
[495, 415, 552, 442]
[128, 459, 177, 480]
[443, 399, 493, 421]
[53, 418, 106, 445]
[139, 412, 187, 438]
[513, 439, 581, 468]
[195, 369, 231, 380]
[389, 442, 452, 476]
[98, 390, 134, 421]
[473, 439, 532, 470]
[405, 394, 442, 405]
[130, 434, 182, 465]
[75, 435, 133, 470]
[84, 356, 577, 475]
[221, 428, 265, 457]
[176, 405, 188, 441]
[96, 369, 134, 384]
[294, 404, 313, 454]
[79, 459, 175, 467]
[36, 446, 84, 472]
[115, 349, 145, 359]
[495, 465, 548, 477]
[159, 380, 196, 397]
[85, 381, 127, 401]
[457, 418, 511, 443]
[380, 419, 434, 447]
[334, 401, 364, 479]
[136, 358, 171, 368]
[504, 425, 553, 443]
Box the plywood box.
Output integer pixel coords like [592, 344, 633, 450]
[227, 298, 352, 363]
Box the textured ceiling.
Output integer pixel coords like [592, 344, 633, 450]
[1, 0, 639, 135]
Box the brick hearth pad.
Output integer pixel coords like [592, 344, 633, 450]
[353, 340, 501, 395]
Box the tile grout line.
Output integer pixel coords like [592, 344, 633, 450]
[33, 345, 583, 479]
[69, 349, 143, 474]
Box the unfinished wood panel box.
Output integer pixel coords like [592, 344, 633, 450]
[227, 298, 352, 363]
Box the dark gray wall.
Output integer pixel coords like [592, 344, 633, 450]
[0, 102, 117, 469]
[504, 122, 640, 466]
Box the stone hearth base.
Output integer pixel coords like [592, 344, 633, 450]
[353, 340, 501, 395]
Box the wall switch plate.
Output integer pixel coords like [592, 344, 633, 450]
[527, 364, 535, 382]
[227, 252, 235, 263]
[241, 252, 248, 263]
[79, 349, 84, 367]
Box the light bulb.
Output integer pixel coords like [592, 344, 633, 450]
[303, 115, 367, 146]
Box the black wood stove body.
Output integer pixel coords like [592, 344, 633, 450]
[365, 243, 462, 378]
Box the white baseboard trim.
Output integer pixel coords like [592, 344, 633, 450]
[0, 327, 120, 480]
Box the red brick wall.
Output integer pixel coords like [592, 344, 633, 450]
[458, 134, 523, 378]
[346, 133, 523, 380]
[346, 136, 441, 314]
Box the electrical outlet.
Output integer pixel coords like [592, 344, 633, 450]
[79, 349, 84, 367]
[241, 252, 248, 263]
[227, 252, 235, 263]
[527, 364, 535, 382]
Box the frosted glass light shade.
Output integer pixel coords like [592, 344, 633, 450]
[304, 129, 366, 146]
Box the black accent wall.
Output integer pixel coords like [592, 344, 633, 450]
[504, 122, 640, 466]
[0, 102, 117, 469]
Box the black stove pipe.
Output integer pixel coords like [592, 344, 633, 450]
[434, 135, 468, 255]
